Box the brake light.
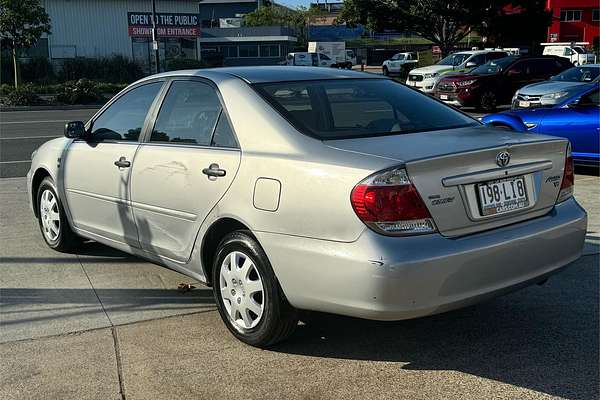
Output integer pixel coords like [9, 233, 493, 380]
[351, 168, 437, 236]
[557, 143, 574, 203]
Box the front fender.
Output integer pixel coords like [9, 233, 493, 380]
[480, 113, 528, 132]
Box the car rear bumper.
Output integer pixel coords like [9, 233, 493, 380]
[256, 197, 587, 320]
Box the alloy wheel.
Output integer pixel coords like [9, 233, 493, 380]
[40, 189, 60, 242]
[219, 251, 265, 331]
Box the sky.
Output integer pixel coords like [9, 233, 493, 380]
[278, 0, 332, 9]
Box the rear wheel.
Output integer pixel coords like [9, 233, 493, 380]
[212, 231, 298, 347]
[37, 177, 79, 252]
[478, 90, 497, 112]
[382, 66, 389, 76]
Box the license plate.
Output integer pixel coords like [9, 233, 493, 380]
[477, 176, 529, 216]
[518, 100, 530, 108]
[440, 94, 448, 100]
[408, 81, 416, 86]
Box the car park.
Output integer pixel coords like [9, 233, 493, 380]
[434, 55, 573, 111]
[482, 84, 600, 166]
[382, 52, 419, 76]
[512, 64, 600, 109]
[406, 49, 508, 93]
[28, 67, 586, 347]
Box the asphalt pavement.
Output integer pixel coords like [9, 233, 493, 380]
[0, 109, 99, 178]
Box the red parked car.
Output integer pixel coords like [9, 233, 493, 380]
[433, 56, 573, 112]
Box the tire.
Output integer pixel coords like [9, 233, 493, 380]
[36, 177, 79, 252]
[382, 66, 389, 76]
[212, 231, 298, 347]
[478, 90, 497, 113]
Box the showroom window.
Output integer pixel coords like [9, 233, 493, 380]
[239, 45, 259, 58]
[221, 46, 238, 58]
[560, 10, 582, 22]
[260, 44, 280, 57]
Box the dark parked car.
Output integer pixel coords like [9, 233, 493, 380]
[433, 56, 573, 111]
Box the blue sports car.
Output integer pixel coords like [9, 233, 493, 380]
[482, 83, 599, 166]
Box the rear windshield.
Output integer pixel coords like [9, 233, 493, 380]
[253, 79, 478, 140]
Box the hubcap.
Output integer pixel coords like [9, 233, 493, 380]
[219, 251, 264, 330]
[40, 189, 60, 242]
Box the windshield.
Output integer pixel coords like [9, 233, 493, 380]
[253, 79, 478, 140]
[392, 53, 406, 60]
[551, 66, 600, 82]
[472, 56, 517, 75]
[438, 53, 470, 66]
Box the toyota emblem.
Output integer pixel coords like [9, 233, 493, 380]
[496, 151, 511, 167]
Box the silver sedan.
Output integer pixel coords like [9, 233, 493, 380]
[27, 67, 587, 347]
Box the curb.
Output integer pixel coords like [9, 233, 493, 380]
[0, 105, 102, 112]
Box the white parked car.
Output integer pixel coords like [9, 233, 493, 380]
[382, 52, 418, 76]
[542, 43, 597, 66]
[407, 49, 508, 93]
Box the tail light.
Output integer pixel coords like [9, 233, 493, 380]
[557, 143, 574, 203]
[351, 168, 437, 236]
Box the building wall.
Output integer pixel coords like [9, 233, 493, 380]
[547, 0, 600, 45]
[43, 0, 202, 59]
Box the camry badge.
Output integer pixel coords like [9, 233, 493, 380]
[496, 151, 511, 167]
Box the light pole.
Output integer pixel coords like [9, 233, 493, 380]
[151, 0, 160, 73]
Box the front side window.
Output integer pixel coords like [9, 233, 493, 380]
[392, 53, 405, 61]
[151, 81, 222, 146]
[254, 79, 477, 140]
[90, 82, 163, 142]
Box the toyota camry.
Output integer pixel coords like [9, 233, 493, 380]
[27, 67, 587, 347]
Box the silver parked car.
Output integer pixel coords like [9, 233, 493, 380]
[28, 67, 587, 347]
[512, 64, 600, 109]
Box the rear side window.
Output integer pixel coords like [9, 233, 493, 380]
[151, 81, 221, 146]
[254, 79, 478, 140]
[91, 82, 162, 142]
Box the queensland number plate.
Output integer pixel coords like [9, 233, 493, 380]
[518, 100, 531, 108]
[477, 176, 528, 216]
[440, 94, 448, 100]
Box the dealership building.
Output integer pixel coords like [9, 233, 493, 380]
[546, 0, 600, 46]
[36, 0, 298, 71]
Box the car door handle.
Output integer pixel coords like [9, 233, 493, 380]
[114, 157, 131, 168]
[202, 163, 226, 178]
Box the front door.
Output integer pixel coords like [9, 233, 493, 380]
[541, 88, 600, 163]
[62, 81, 164, 246]
[130, 79, 241, 262]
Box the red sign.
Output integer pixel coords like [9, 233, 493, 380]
[127, 12, 200, 37]
[128, 26, 200, 37]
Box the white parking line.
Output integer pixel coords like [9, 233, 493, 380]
[0, 135, 60, 140]
[0, 120, 67, 124]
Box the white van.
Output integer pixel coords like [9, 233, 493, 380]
[541, 43, 597, 65]
[286, 52, 337, 68]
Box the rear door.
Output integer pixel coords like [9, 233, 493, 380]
[129, 78, 240, 262]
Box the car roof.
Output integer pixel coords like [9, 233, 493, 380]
[453, 49, 507, 55]
[144, 66, 385, 84]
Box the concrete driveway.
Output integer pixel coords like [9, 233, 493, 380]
[1, 174, 598, 400]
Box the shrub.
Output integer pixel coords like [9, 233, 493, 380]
[21, 57, 55, 84]
[3, 84, 44, 106]
[56, 79, 103, 105]
[165, 58, 206, 71]
[59, 55, 143, 83]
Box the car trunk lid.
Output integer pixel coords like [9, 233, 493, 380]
[326, 125, 568, 237]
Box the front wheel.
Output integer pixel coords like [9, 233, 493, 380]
[212, 231, 298, 347]
[37, 177, 79, 252]
[478, 90, 497, 113]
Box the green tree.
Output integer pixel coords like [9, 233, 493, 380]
[244, 5, 320, 48]
[0, 0, 51, 88]
[340, 0, 504, 56]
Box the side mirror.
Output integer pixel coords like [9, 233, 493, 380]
[465, 61, 477, 68]
[64, 121, 86, 139]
